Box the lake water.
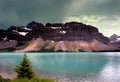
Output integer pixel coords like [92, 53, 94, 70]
[0, 52, 120, 82]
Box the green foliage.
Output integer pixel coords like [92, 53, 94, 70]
[55, 50, 64, 52]
[16, 42, 29, 48]
[39, 46, 55, 52]
[78, 49, 84, 52]
[14, 54, 35, 79]
[78, 47, 85, 52]
[11, 77, 55, 82]
[16, 42, 26, 47]
[0, 76, 55, 82]
[11, 78, 29, 82]
[0, 48, 15, 52]
[1, 54, 56, 82]
[0, 75, 55, 82]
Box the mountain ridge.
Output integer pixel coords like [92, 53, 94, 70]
[0, 21, 119, 52]
[109, 34, 120, 48]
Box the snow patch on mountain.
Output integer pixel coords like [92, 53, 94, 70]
[18, 32, 28, 36]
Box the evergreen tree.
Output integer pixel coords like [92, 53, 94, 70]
[14, 54, 35, 79]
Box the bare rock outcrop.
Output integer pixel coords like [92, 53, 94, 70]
[0, 21, 118, 52]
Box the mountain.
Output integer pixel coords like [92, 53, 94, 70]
[0, 21, 119, 52]
[109, 34, 120, 48]
[26, 21, 109, 43]
[15, 38, 117, 52]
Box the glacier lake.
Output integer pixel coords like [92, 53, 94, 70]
[0, 52, 120, 82]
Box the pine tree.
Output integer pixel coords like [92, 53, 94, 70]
[14, 54, 35, 79]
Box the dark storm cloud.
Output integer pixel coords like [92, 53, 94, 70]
[0, 0, 120, 29]
[0, 0, 71, 28]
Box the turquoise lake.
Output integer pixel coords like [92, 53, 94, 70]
[0, 52, 120, 82]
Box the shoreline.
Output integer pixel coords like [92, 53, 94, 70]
[0, 71, 17, 79]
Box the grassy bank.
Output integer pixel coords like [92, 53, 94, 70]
[11, 78, 55, 82]
[0, 76, 55, 82]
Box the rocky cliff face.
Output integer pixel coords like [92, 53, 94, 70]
[26, 21, 109, 43]
[0, 21, 118, 52]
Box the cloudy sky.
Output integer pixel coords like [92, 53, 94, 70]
[0, 0, 120, 36]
